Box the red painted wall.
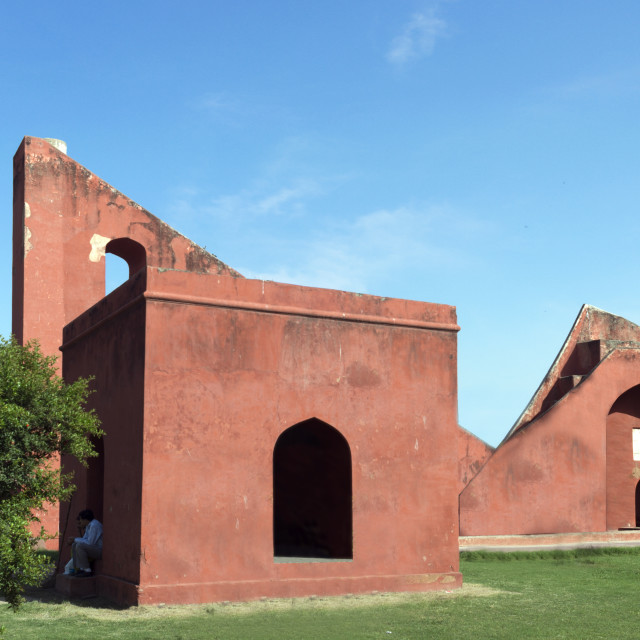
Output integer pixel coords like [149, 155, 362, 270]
[62, 267, 462, 605]
[460, 349, 640, 535]
[60, 273, 146, 597]
[457, 426, 493, 494]
[504, 305, 640, 440]
[12, 136, 240, 548]
[12, 135, 238, 361]
[606, 385, 640, 529]
[13, 136, 462, 605]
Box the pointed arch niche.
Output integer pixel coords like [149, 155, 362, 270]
[606, 384, 640, 530]
[273, 418, 352, 560]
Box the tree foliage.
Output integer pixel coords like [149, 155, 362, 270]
[0, 337, 102, 609]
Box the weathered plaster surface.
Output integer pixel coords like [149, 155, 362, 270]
[89, 234, 111, 262]
[457, 426, 494, 494]
[504, 305, 640, 440]
[11, 137, 243, 550]
[60, 266, 461, 605]
[12, 136, 462, 605]
[460, 307, 640, 536]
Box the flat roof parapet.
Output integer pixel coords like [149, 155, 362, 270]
[62, 267, 459, 349]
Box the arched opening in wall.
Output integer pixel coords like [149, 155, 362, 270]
[273, 418, 352, 560]
[606, 384, 640, 530]
[636, 481, 640, 527]
[105, 253, 130, 294]
[105, 238, 147, 294]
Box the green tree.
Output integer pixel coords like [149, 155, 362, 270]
[0, 337, 102, 609]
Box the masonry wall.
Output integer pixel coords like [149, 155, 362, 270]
[61, 273, 146, 602]
[457, 426, 494, 495]
[12, 136, 241, 545]
[504, 305, 640, 441]
[62, 266, 462, 605]
[460, 349, 640, 536]
[15, 136, 464, 605]
[606, 384, 640, 529]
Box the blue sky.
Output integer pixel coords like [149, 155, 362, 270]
[1, 1, 639, 446]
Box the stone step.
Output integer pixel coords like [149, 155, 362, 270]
[55, 573, 97, 599]
[459, 530, 640, 552]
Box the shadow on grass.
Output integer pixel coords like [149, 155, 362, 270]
[15, 549, 128, 611]
[20, 585, 130, 611]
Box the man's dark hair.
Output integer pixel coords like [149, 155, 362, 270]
[78, 509, 94, 521]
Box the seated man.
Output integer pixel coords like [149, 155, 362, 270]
[67, 509, 102, 577]
[63, 517, 86, 574]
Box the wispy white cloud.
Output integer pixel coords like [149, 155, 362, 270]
[387, 9, 447, 65]
[240, 204, 486, 294]
[519, 66, 640, 124]
[203, 178, 324, 219]
[549, 67, 640, 100]
[162, 130, 486, 297]
[187, 91, 252, 128]
[166, 133, 329, 222]
[165, 176, 486, 296]
[255, 186, 306, 215]
[191, 90, 299, 130]
[193, 91, 237, 112]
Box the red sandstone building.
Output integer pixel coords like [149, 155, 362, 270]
[460, 305, 640, 537]
[12, 137, 462, 605]
[15, 137, 640, 604]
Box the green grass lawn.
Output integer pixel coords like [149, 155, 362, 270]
[2, 548, 640, 639]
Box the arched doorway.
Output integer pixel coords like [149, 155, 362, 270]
[273, 418, 352, 559]
[606, 384, 640, 529]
